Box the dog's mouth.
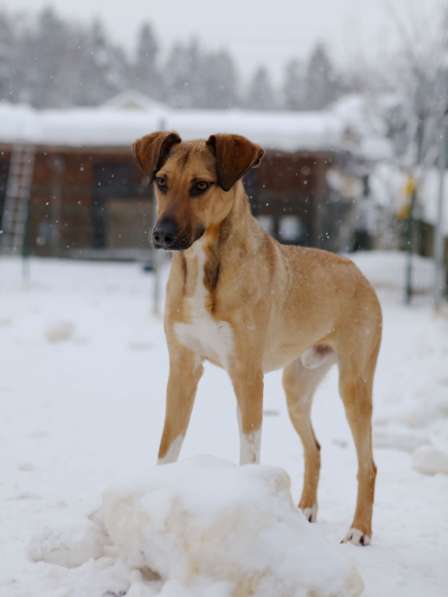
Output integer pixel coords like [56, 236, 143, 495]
[153, 238, 190, 251]
[152, 226, 205, 251]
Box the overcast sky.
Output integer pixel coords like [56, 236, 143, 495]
[3, 0, 442, 77]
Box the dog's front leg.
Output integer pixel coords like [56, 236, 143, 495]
[230, 367, 264, 464]
[158, 346, 203, 464]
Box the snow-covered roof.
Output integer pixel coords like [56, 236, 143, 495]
[331, 94, 393, 161]
[0, 101, 356, 153]
[100, 90, 166, 112]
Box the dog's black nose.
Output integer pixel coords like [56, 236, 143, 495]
[152, 218, 178, 249]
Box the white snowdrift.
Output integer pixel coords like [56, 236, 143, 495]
[352, 251, 434, 294]
[412, 446, 448, 476]
[45, 320, 75, 343]
[30, 456, 363, 597]
[29, 519, 106, 568]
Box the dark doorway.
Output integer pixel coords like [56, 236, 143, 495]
[92, 161, 144, 249]
[0, 157, 10, 230]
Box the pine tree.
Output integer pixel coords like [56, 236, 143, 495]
[25, 6, 70, 107]
[201, 49, 239, 109]
[164, 40, 240, 109]
[49, 24, 94, 107]
[78, 19, 128, 105]
[11, 8, 132, 107]
[0, 11, 15, 101]
[282, 58, 305, 110]
[133, 22, 162, 100]
[246, 66, 276, 110]
[164, 38, 204, 108]
[303, 43, 341, 110]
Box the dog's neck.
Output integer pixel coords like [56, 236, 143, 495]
[210, 181, 256, 251]
[180, 182, 258, 303]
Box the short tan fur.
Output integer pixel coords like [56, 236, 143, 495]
[133, 131, 382, 545]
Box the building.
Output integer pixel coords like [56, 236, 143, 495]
[0, 98, 376, 259]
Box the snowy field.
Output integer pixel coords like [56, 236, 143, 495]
[1, 252, 448, 597]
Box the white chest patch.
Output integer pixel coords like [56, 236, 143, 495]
[174, 241, 234, 370]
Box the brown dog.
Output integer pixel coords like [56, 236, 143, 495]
[133, 131, 382, 545]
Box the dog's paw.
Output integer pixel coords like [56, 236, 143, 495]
[300, 503, 318, 523]
[341, 528, 371, 546]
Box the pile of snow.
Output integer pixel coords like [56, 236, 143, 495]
[45, 320, 75, 343]
[30, 457, 363, 597]
[412, 446, 448, 476]
[351, 251, 434, 294]
[351, 251, 448, 467]
[29, 519, 106, 568]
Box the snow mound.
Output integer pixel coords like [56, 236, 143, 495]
[29, 519, 107, 568]
[351, 251, 434, 294]
[30, 457, 363, 597]
[45, 320, 75, 343]
[412, 446, 448, 476]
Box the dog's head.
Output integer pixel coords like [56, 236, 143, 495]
[133, 132, 264, 250]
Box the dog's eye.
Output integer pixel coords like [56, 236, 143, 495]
[155, 176, 167, 192]
[191, 180, 211, 196]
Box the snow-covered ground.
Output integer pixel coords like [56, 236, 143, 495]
[1, 252, 447, 597]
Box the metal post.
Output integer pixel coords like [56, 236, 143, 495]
[434, 111, 447, 311]
[21, 190, 31, 284]
[151, 117, 166, 317]
[404, 115, 424, 305]
[151, 192, 161, 317]
[404, 186, 417, 305]
[21, 148, 35, 285]
[50, 156, 64, 256]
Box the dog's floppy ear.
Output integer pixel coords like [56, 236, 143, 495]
[133, 131, 181, 179]
[206, 134, 264, 191]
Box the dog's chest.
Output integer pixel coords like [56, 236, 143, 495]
[174, 242, 234, 369]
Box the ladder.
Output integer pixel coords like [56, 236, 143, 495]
[1, 145, 35, 255]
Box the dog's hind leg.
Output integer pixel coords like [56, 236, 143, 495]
[338, 341, 379, 545]
[158, 347, 203, 464]
[282, 358, 334, 522]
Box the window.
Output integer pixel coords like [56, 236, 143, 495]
[279, 216, 303, 243]
[92, 161, 148, 249]
[257, 215, 274, 234]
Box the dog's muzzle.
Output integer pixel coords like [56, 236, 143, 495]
[152, 218, 196, 251]
[152, 218, 179, 250]
[152, 219, 205, 251]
